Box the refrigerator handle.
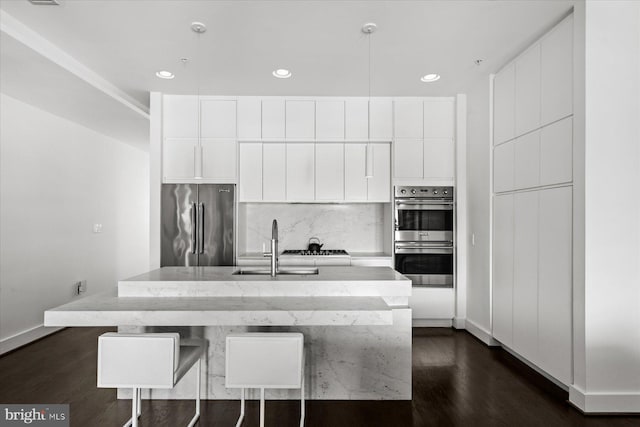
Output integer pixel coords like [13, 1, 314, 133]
[198, 202, 205, 254]
[190, 202, 197, 254]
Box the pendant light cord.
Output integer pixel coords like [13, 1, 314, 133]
[365, 25, 375, 178]
[368, 29, 372, 103]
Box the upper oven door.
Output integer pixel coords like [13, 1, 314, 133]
[395, 199, 454, 242]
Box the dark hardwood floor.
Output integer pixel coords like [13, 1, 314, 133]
[1, 327, 637, 426]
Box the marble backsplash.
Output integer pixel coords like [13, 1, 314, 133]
[238, 203, 390, 254]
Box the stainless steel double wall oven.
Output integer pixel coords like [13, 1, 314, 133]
[394, 186, 454, 287]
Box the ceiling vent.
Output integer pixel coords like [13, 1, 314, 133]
[28, 0, 60, 5]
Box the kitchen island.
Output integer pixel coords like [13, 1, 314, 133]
[45, 266, 412, 400]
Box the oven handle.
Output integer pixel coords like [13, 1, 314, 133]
[395, 199, 453, 205]
[396, 240, 453, 248]
[395, 202, 453, 211]
[394, 242, 454, 254]
[395, 247, 454, 254]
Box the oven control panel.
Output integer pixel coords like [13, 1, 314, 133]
[394, 186, 454, 199]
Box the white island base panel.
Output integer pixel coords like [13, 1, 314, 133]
[119, 308, 411, 401]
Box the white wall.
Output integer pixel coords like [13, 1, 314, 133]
[464, 78, 492, 338]
[571, 0, 640, 412]
[0, 94, 149, 352]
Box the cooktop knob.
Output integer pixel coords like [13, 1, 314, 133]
[433, 190, 438, 195]
[410, 189, 417, 194]
[443, 190, 448, 195]
[400, 189, 406, 194]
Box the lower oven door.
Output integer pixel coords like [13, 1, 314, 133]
[394, 244, 453, 288]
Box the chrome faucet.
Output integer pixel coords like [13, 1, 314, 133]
[263, 219, 279, 277]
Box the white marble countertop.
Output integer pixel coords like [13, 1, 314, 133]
[44, 291, 393, 327]
[118, 266, 410, 298]
[122, 266, 405, 283]
[45, 267, 409, 328]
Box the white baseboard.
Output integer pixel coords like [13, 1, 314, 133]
[570, 385, 640, 413]
[412, 319, 453, 327]
[0, 325, 63, 355]
[464, 319, 501, 346]
[453, 317, 466, 329]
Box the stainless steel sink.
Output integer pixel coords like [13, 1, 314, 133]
[233, 268, 319, 276]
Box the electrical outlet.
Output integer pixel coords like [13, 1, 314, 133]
[75, 280, 87, 295]
[93, 223, 103, 233]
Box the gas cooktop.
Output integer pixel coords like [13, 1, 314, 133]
[281, 249, 349, 256]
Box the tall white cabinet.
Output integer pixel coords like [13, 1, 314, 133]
[491, 14, 573, 386]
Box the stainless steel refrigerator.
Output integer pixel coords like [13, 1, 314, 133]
[161, 184, 235, 266]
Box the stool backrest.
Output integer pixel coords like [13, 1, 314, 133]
[98, 333, 180, 389]
[226, 333, 303, 389]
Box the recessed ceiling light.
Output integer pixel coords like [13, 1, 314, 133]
[421, 74, 441, 83]
[272, 69, 292, 79]
[156, 70, 175, 80]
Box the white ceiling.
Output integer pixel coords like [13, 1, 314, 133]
[0, 0, 574, 147]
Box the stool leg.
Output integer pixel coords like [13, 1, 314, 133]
[123, 388, 135, 427]
[300, 373, 305, 427]
[137, 388, 142, 416]
[300, 350, 306, 427]
[235, 388, 245, 427]
[187, 358, 202, 427]
[260, 388, 265, 427]
[125, 388, 139, 427]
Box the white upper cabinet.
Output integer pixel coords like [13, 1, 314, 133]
[200, 99, 236, 138]
[286, 101, 315, 140]
[513, 130, 540, 190]
[286, 143, 315, 200]
[315, 143, 345, 200]
[494, 64, 516, 145]
[394, 139, 423, 179]
[369, 99, 393, 140]
[344, 143, 368, 200]
[423, 138, 455, 180]
[393, 98, 456, 183]
[540, 117, 572, 186]
[163, 95, 198, 138]
[345, 99, 369, 140]
[515, 44, 541, 136]
[316, 101, 345, 140]
[343, 143, 391, 201]
[263, 143, 286, 201]
[262, 99, 285, 139]
[237, 97, 262, 140]
[423, 99, 455, 138]
[541, 15, 573, 126]
[368, 143, 391, 201]
[394, 100, 423, 139]
[201, 139, 236, 180]
[238, 143, 262, 201]
[163, 138, 198, 180]
[162, 96, 237, 183]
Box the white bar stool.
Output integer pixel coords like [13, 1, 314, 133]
[97, 332, 205, 427]
[225, 333, 305, 427]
